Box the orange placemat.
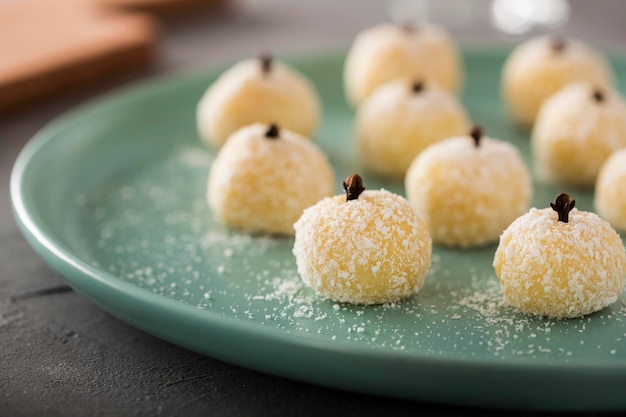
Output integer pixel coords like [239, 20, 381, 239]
[0, 0, 158, 112]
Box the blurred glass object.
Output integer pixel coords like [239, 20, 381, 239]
[490, 0, 570, 35]
[389, 0, 472, 25]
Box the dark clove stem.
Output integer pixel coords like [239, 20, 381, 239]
[265, 123, 280, 139]
[400, 21, 419, 33]
[550, 192, 576, 223]
[411, 81, 424, 94]
[343, 174, 365, 201]
[259, 52, 272, 73]
[593, 88, 605, 103]
[550, 36, 566, 54]
[470, 126, 484, 148]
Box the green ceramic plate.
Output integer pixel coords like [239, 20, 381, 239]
[11, 49, 626, 410]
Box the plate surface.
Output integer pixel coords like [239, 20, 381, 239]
[11, 50, 626, 410]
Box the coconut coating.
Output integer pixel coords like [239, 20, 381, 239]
[344, 22, 462, 106]
[502, 36, 613, 127]
[595, 149, 626, 231]
[532, 83, 626, 187]
[494, 207, 626, 319]
[356, 79, 469, 179]
[293, 190, 432, 305]
[405, 136, 532, 247]
[197, 59, 320, 147]
[207, 124, 334, 235]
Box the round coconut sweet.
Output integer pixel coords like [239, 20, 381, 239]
[532, 83, 626, 187]
[293, 174, 432, 305]
[197, 55, 320, 147]
[494, 193, 626, 319]
[208, 123, 334, 235]
[356, 79, 469, 180]
[595, 148, 626, 231]
[502, 36, 613, 127]
[344, 22, 462, 106]
[405, 127, 532, 247]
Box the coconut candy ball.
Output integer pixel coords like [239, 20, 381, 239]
[356, 79, 469, 180]
[494, 193, 626, 319]
[405, 127, 532, 247]
[293, 174, 432, 305]
[532, 83, 626, 187]
[502, 36, 613, 127]
[197, 54, 321, 147]
[207, 123, 334, 235]
[344, 22, 462, 106]
[595, 148, 626, 231]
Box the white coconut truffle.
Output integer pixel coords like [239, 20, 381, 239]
[356, 79, 469, 179]
[197, 55, 320, 147]
[293, 174, 432, 305]
[405, 127, 532, 248]
[532, 83, 626, 187]
[595, 148, 626, 231]
[494, 193, 626, 319]
[207, 123, 334, 235]
[502, 36, 613, 127]
[344, 22, 462, 106]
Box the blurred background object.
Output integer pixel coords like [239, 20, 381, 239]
[0, 0, 223, 113]
[3, 0, 626, 116]
[101, 0, 225, 18]
[490, 0, 570, 36]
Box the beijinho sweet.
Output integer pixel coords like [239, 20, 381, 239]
[532, 83, 626, 187]
[595, 148, 626, 231]
[207, 123, 334, 235]
[405, 127, 532, 247]
[356, 79, 469, 180]
[344, 22, 462, 106]
[197, 54, 320, 147]
[494, 193, 626, 319]
[502, 36, 613, 127]
[293, 174, 432, 304]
